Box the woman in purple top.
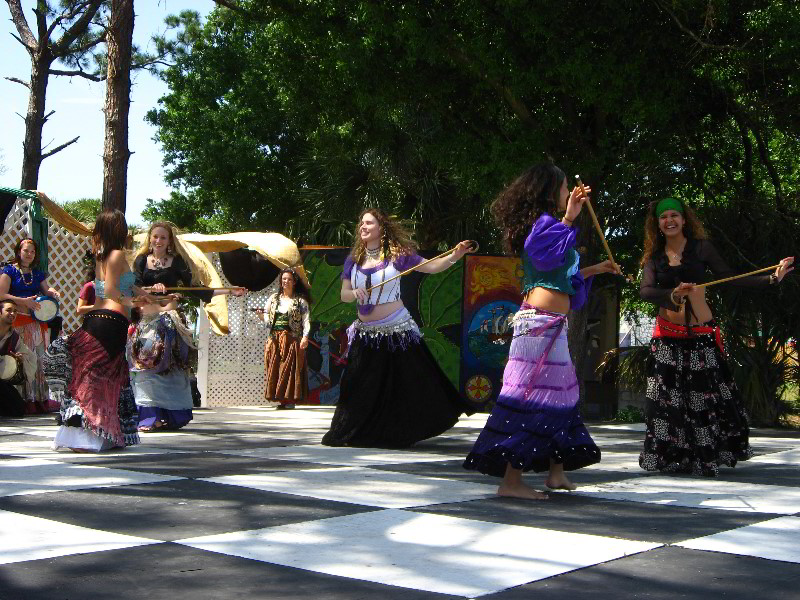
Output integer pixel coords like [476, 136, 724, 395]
[321, 207, 474, 448]
[464, 163, 619, 499]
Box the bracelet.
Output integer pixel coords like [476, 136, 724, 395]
[563, 217, 573, 227]
[670, 290, 685, 306]
[448, 255, 458, 264]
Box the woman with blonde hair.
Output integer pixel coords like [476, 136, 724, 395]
[129, 221, 245, 431]
[639, 197, 794, 476]
[321, 207, 474, 448]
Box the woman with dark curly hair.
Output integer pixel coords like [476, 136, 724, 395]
[257, 268, 312, 409]
[321, 207, 474, 448]
[639, 197, 793, 476]
[463, 163, 618, 499]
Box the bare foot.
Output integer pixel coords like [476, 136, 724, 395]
[497, 483, 548, 500]
[70, 448, 92, 454]
[545, 477, 577, 491]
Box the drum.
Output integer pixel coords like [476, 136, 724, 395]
[0, 354, 25, 386]
[33, 295, 59, 322]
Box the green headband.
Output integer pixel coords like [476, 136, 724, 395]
[655, 197, 684, 217]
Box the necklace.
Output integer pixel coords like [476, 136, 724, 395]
[151, 254, 167, 269]
[365, 246, 381, 260]
[18, 265, 33, 285]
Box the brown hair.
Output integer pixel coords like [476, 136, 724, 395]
[92, 209, 128, 262]
[491, 163, 565, 255]
[278, 268, 312, 304]
[12, 238, 38, 268]
[640, 198, 708, 267]
[350, 207, 417, 265]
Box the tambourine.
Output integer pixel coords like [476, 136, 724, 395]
[0, 354, 25, 385]
[33, 295, 59, 322]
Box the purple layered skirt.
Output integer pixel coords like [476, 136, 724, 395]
[463, 308, 600, 477]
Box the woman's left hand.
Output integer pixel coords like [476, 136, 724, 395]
[47, 289, 61, 299]
[450, 241, 474, 262]
[775, 257, 795, 282]
[299, 337, 309, 350]
[229, 287, 247, 297]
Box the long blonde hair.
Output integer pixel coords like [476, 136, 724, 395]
[350, 207, 417, 265]
[134, 221, 202, 284]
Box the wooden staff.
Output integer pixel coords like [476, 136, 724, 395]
[164, 286, 243, 292]
[694, 264, 782, 290]
[575, 175, 619, 270]
[363, 241, 479, 293]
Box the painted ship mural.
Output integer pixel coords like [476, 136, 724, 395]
[467, 301, 518, 369]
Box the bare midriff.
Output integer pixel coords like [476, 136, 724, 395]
[659, 289, 713, 325]
[523, 286, 570, 315]
[140, 300, 178, 316]
[359, 299, 404, 322]
[93, 297, 129, 318]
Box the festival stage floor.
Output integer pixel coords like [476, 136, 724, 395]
[0, 407, 798, 599]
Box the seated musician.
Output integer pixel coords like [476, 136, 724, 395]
[0, 299, 37, 417]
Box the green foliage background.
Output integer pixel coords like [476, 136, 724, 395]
[143, 1, 800, 423]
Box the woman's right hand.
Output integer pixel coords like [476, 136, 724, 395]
[22, 296, 41, 311]
[353, 288, 368, 304]
[671, 282, 694, 304]
[145, 283, 167, 294]
[565, 184, 591, 223]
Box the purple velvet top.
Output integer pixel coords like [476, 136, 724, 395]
[522, 214, 592, 311]
[341, 253, 424, 280]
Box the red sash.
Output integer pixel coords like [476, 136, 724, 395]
[652, 316, 724, 354]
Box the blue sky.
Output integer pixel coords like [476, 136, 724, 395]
[0, 0, 217, 225]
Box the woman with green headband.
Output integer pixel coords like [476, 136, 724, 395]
[638, 197, 794, 477]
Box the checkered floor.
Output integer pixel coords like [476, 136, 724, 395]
[0, 408, 798, 599]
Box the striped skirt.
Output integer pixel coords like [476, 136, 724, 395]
[464, 308, 600, 477]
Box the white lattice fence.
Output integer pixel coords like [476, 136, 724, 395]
[46, 219, 92, 335]
[205, 253, 279, 406]
[2, 198, 32, 263]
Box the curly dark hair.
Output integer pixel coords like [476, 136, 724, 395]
[491, 163, 566, 255]
[350, 207, 417, 265]
[278, 268, 313, 304]
[640, 198, 707, 267]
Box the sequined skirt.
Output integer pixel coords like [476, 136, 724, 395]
[464, 309, 600, 477]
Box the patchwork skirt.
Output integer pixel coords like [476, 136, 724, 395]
[464, 308, 600, 477]
[128, 310, 195, 430]
[640, 319, 752, 477]
[322, 307, 473, 448]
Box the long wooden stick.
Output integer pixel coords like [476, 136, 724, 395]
[363, 241, 479, 293]
[694, 264, 781, 289]
[575, 175, 618, 270]
[164, 286, 242, 291]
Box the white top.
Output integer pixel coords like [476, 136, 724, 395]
[350, 262, 403, 307]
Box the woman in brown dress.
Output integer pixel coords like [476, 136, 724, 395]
[259, 268, 311, 409]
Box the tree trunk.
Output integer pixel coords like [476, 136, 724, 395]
[19, 52, 52, 190]
[102, 0, 135, 213]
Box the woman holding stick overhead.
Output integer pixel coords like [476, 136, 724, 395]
[463, 163, 619, 499]
[321, 207, 475, 448]
[129, 222, 246, 431]
[639, 197, 794, 477]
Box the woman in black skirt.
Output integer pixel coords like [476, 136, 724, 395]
[321, 208, 474, 448]
[639, 197, 793, 476]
